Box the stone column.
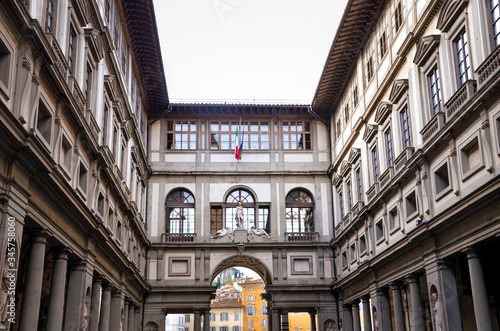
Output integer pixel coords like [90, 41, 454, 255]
[109, 290, 123, 330]
[466, 250, 494, 331]
[134, 306, 142, 331]
[406, 275, 425, 331]
[203, 309, 210, 331]
[99, 285, 112, 331]
[309, 311, 317, 331]
[390, 282, 405, 331]
[281, 309, 289, 331]
[436, 259, 463, 331]
[342, 304, 353, 331]
[18, 233, 48, 331]
[372, 288, 392, 331]
[352, 300, 361, 331]
[45, 249, 69, 331]
[272, 308, 281, 331]
[194, 309, 201, 331]
[64, 260, 93, 330]
[90, 278, 102, 331]
[361, 297, 372, 331]
[123, 301, 129, 331]
[128, 303, 136, 331]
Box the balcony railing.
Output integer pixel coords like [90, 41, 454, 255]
[444, 80, 476, 121]
[421, 112, 445, 143]
[162, 233, 195, 243]
[476, 45, 500, 88]
[285, 232, 319, 242]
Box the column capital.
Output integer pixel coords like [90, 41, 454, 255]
[405, 273, 421, 283]
[29, 229, 51, 242]
[389, 280, 403, 289]
[462, 246, 483, 258]
[361, 295, 371, 302]
[52, 247, 70, 259]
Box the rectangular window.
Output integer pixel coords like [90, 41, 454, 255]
[366, 56, 374, 83]
[346, 180, 353, 212]
[166, 120, 197, 150]
[45, 0, 56, 32]
[393, 1, 403, 34]
[247, 295, 255, 301]
[210, 313, 216, 322]
[249, 320, 254, 327]
[85, 63, 92, 105]
[261, 306, 267, 315]
[338, 190, 344, 219]
[210, 206, 223, 234]
[353, 84, 358, 107]
[258, 206, 270, 233]
[359, 235, 366, 254]
[210, 121, 269, 151]
[375, 219, 384, 241]
[371, 146, 379, 183]
[282, 121, 311, 150]
[344, 105, 349, 123]
[247, 306, 255, 316]
[102, 104, 109, 145]
[68, 25, 77, 75]
[78, 161, 88, 193]
[220, 313, 228, 321]
[454, 29, 471, 85]
[220, 327, 228, 331]
[491, 0, 500, 46]
[400, 105, 412, 148]
[234, 310, 239, 321]
[434, 162, 451, 195]
[379, 31, 387, 59]
[405, 191, 417, 217]
[336, 119, 342, 140]
[261, 320, 267, 327]
[0, 39, 11, 87]
[428, 66, 442, 115]
[389, 207, 399, 230]
[385, 128, 394, 167]
[60, 135, 72, 170]
[356, 168, 363, 201]
[37, 100, 52, 144]
[185, 315, 191, 323]
[232, 327, 240, 331]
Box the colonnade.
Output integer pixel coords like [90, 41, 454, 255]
[5, 231, 143, 331]
[339, 249, 494, 331]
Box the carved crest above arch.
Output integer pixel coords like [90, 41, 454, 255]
[389, 79, 409, 104]
[332, 173, 342, 188]
[348, 148, 361, 164]
[413, 35, 441, 67]
[362, 123, 378, 143]
[340, 160, 351, 177]
[437, 0, 469, 32]
[374, 101, 393, 124]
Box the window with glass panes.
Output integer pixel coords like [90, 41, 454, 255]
[400, 105, 412, 148]
[491, 0, 500, 46]
[377, 10, 389, 60]
[371, 146, 380, 183]
[346, 180, 353, 212]
[338, 190, 344, 218]
[210, 206, 223, 234]
[68, 26, 77, 75]
[393, 0, 403, 35]
[225, 189, 255, 230]
[454, 29, 471, 85]
[428, 66, 442, 115]
[165, 190, 195, 234]
[45, 0, 56, 32]
[84, 63, 92, 105]
[166, 120, 197, 150]
[384, 128, 394, 167]
[282, 121, 311, 150]
[356, 168, 363, 201]
[285, 190, 314, 233]
[210, 121, 269, 150]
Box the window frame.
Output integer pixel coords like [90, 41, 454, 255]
[433, 157, 453, 201]
[285, 189, 315, 233]
[453, 28, 472, 86]
[165, 189, 196, 234]
[165, 120, 198, 150]
[282, 120, 311, 150]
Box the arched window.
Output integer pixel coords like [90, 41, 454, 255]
[285, 189, 314, 233]
[225, 189, 255, 230]
[165, 189, 195, 233]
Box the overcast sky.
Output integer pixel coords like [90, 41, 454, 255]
[153, 0, 348, 103]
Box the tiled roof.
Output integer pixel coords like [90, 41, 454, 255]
[122, 0, 169, 114]
[211, 298, 244, 308]
[312, 0, 385, 118]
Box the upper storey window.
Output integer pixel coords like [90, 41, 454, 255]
[454, 29, 472, 85]
[210, 121, 270, 151]
[285, 190, 314, 233]
[282, 121, 311, 150]
[225, 189, 255, 230]
[491, 0, 500, 47]
[392, 0, 404, 34]
[45, 0, 56, 32]
[166, 120, 197, 150]
[428, 66, 442, 115]
[68, 25, 77, 75]
[165, 190, 195, 234]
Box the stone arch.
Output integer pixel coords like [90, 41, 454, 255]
[210, 254, 273, 285]
[223, 185, 258, 203]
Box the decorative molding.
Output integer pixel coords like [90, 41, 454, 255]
[363, 124, 378, 142]
[374, 101, 393, 124]
[84, 28, 104, 62]
[413, 35, 441, 67]
[437, 0, 469, 32]
[388, 79, 409, 104]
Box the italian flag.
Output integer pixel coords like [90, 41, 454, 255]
[234, 128, 240, 161]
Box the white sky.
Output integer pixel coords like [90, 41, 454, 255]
[153, 0, 348, 103]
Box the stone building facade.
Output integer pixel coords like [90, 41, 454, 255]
[0, 0, 167, 330]
[314, 0, 500, 330]
[1, 0, 500, 330]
